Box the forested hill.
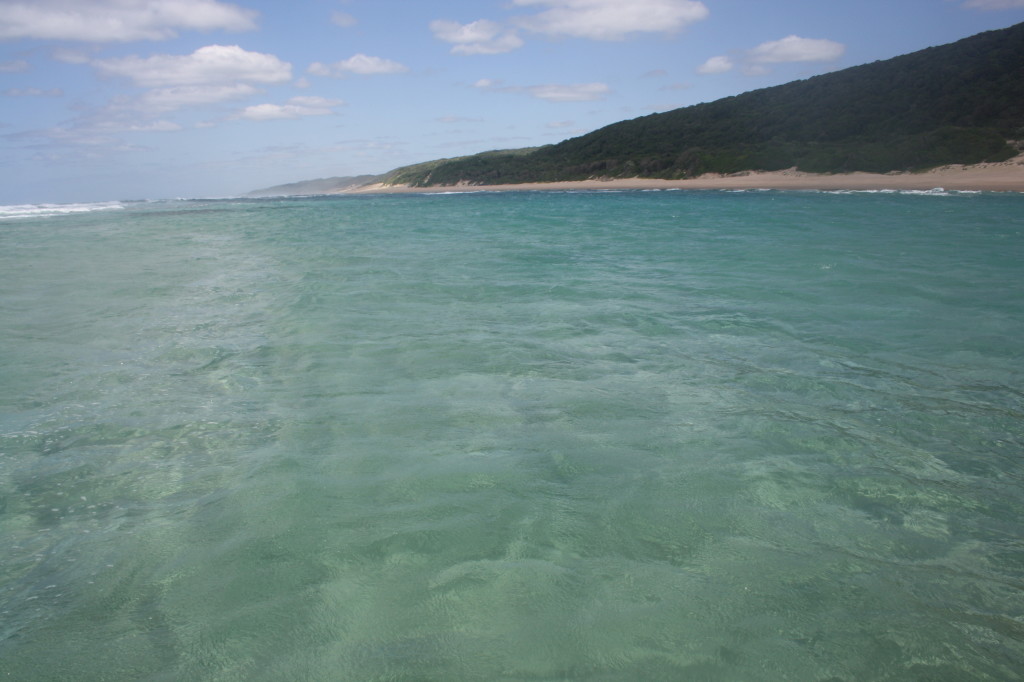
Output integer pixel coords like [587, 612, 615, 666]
[391, 22, 1024, 186]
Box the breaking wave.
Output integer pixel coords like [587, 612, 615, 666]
[0, 201, 125, 220]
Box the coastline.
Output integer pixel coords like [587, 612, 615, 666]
[342, 154, 1024, 195]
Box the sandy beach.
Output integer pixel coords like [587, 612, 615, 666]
[343, 153, 1024, 194]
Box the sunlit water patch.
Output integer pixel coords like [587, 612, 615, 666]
[1, 191, 1022, 680]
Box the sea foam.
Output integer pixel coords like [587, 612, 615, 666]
[0, 201, 125, 219]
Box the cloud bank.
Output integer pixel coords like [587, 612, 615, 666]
[94, 45, 291, 87]
[0, 0, 257, 42]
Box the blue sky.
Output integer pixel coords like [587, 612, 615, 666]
[2, 0, 1023, 203]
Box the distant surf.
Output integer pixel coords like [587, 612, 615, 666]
[0, 201, 125, 220]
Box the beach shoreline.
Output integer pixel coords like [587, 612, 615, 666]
[341, 154, 1024, 195]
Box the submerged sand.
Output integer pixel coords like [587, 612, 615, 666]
[343, 154, 1024, 195]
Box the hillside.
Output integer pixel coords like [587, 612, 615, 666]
[246, 175, 381, 197]
[388, 22, 1024, 187]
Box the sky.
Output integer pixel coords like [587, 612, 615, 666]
[2, 0, 1024, 203]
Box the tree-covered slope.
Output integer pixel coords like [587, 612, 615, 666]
[398, 22, 1024, 186]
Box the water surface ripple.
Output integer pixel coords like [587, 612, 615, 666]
[1, 190, 1022, 680]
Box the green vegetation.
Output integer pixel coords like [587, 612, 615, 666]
[379, 147, 543, 186]
[390, 23, 1024, 187]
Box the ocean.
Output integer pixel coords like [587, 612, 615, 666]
[1, 189, 1022, 680]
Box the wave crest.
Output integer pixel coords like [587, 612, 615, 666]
[0, 201, 125, 220]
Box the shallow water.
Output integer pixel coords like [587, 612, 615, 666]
[1, 190, 1022, 680]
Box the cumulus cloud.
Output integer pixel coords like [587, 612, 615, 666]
[962, 0, 1024, 7]
[308, 54, 408, 76]
[431, 19, 501, 44]
[696, 55, 733, 74]
[94, 45, 292, 87]
[475, 78, 610, 101]
[87, 45, 293, 123]
[238, 96, 344, 121]
[0, 0, 257, 42]
[700, 35, 845, 76]
[513, 0, 709, 40]
[431, 0, 708, 54]
[749, 35, 846, 64]
[430, 19, 524, 55]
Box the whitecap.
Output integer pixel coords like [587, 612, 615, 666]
[0, 201, 125, 220]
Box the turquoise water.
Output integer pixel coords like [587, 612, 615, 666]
[1, 190, 1022, 680]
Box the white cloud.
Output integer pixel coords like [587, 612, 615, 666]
[430, 19, 524, 55]
[136, 84, 260, 112]
[530, 82, 610, 101]
[699, 35, 845, 77]
[455, 33, 524, 55]
[749, 35, 846, 64]
[331, 11, 357, 27]
[16, 108, 185, 151]
[238, 96, 344, 121]
[962, 0, 1024, 7]
[307, 54, 408, 76]
[119, 120, 184, 132]
[475, 78, 609, 101]
[513, 0, 709, 40]
[94, 45, 292, 87]
[697, 55, 733, 74]
[9, 45, 279, 151]
[62, 115, 184, 135]
[431, 18, 502, 44]
[0, 59, 29, 72]
[0, 0, 257, 42]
